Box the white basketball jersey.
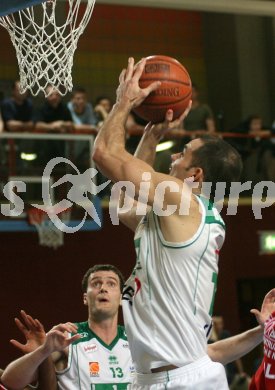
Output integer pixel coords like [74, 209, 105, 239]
[57, 322, 134, 389]
[122, 196, 225, 374]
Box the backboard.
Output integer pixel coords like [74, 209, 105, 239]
[0, 0, 43, 17]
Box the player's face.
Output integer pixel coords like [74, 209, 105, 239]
[83, 271, 121, 321]
[169, 138, 203, 181]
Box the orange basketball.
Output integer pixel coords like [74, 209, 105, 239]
[133, 55, 192, 123]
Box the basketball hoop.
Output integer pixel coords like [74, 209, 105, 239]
[28, 206, 72, 249]
[0, 0, 95, 96]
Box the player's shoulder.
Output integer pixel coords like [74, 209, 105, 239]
[198, 196, 225, 229]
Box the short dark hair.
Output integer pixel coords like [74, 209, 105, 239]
[72, 86, 87, 97]
[82, 264, 125, 293]
[95, 95, 112, 105]
[12, 80, 20, 89]
[191, 135, 243, 201]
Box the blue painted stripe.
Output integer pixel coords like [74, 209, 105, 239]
[0, 0, 43, 17]
[0, 219, 101, 232]
[0, 196, 103, 232]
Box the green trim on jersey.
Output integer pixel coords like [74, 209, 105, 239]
[76, 345, 81, 388]
[192, 225, 211, 315]
[91, 384, 130, 389]
[198, 196, 225, 229]
[146, 229, 152, 300]
[152, 212, 205, 249]
[132, 238, 142, 276]
[73, 322, 127, 350]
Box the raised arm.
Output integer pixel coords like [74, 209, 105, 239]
[93, 58, 161, 184]
[134, 105, 191, 166]
[208, 288, 275, 364]
[10, 310, 46, 355]
[208, 326, 263, 365]
[1, 330, 79, 390]
[7, 311, 77, 390]
[118, 105, 192, 231]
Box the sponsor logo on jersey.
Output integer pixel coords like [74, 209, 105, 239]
[89, 361, 100, 377]
[84, 343, 97, 353]
[79, 332, 89, 338]
[108, 355, 119, 365]
[122, 342, 129, 348]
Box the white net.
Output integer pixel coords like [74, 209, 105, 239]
[28, 207, 72, 249]
[0, 0, 95, 96]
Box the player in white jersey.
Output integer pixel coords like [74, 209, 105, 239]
[2, 289, 274, 389]
[93, 57, 243, 389]
[1, 264, 133, 390]
[57, 321, 133, 389]
[122, 196, 225, 374]
[55, 264, 133, 389]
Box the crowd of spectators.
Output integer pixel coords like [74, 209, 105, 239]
[0, 80, 274, 196]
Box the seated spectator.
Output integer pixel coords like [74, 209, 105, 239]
[183, 83, 216, 134]
[33, 86, 74, 164]
[34, 86, 73, 133]
[67, 86, 98, 132]
[1, 81, 34, 169]
[1, 80, 33, 132]
[174, 83, 216, 153]
[94, 96, 113, 127]
[67, 87, 98, 168]
[232, 115, 271, 184]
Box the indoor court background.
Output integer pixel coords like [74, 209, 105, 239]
[0, 0, 275, 375]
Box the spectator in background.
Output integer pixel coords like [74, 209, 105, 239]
[94, 96, 113, 127]
[33, 86, 73, 164]
[231, 115, 271, 185]
[1, 80, 33, 132]
[173, 83, 216, 154]
[209, 315, 246, 387]
[34, 86, 73, 133]
[183, 83, 216, 134]
[0, 81, 34, 168]
[67, 87, 98, 132]
[67, 87, 98, 168]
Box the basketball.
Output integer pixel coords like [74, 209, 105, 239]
[133, 55, 192, 123]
